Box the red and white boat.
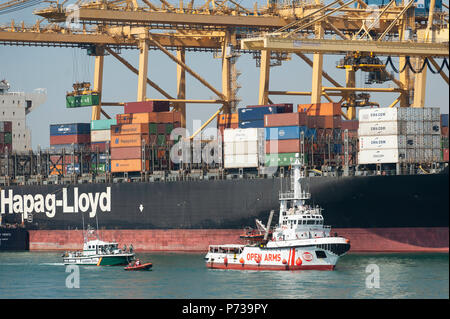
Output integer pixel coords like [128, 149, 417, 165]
[205, 154, 350, 271]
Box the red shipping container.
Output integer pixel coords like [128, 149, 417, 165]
[3, 121, 12, 132]
[90, 142, 108, 152]
[0, 143, 12, 153]
[264, 112, 307, 127]
[124, 101, 170, 114]
[341, 120, 359, 131]
[157, 112, 175, 123]
[443, 149, 449, 162]
[111, 146, 142, 160]
[50, 134, 90, 145]
[441, 126, 448, 137]
[265, 139, 301, 154]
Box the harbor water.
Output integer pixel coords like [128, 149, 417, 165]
[0, 252, 448, 299]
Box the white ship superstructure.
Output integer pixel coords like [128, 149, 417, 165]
[0, 79, 46, 152]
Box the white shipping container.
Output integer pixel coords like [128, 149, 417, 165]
[405, 135, 417, 148]
[359, 135, 406, 150]
[223, 128, 264, 143]
[358, 149, 406, 164]
[416, 121, 424, 134]
[424, 149, 432, 162]
[415, 148, 425, 162]
[358, 121, 405, 136]
[406, 149, 416, 162]
[431, 107, 440, 121]
[224, 141, 259, 155]
[433, 149, 441, 162]
[224, 153, 259, 168]
[423, 108, 432, 121]
[91, 129, 111, 142]
[431, 121, 441, 135]
[358, 107, 407, 123]
[432, 135, 441, 149]
[409, 108, 424, 121]
[423, 135, 432, 148]
[423, 121, 432, 134]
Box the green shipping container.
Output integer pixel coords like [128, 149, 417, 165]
[149, 123, 158, 135]
[264, 153, 308, 167]
[91, 163, 110, 173]
[66, 94, 100, 108]
[4, 132, 12, 144]
[157, 134, 166, 146]
[91, 119, 117, 131]
[165, 123, 174, 134]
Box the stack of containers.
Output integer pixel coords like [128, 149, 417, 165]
[90, 119, 117, 152]
[49, 123, 90, 151]
[49, 154, 80, 176]
[0, 121, 12, 153]
[223, 128, 264, 168]
[441, 114, 449, 161]
[238, 105, 290, 129]
[110, 121, 150, 173]
[217, 113, 239, 139]
[263, 112, 311, 166]
[357, 107, 441, 164]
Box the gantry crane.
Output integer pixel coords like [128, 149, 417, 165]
[0, 0, 448, 130]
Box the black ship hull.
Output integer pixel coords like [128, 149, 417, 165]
[1, 172, 448, 230]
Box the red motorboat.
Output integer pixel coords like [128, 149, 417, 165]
[124, 260, 152, 271]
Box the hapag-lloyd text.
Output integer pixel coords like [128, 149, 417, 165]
[0, 187, 111, 219]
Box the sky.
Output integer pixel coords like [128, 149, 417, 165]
[0, 0, 448, 150]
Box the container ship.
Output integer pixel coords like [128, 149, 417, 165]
[0, 94, 448, 253]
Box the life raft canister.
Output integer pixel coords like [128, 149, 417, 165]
[239, 258, 245, 264]
[296, 257, 302, 266]
[282, 259, 287, 265]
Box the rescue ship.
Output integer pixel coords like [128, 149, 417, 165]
[205, 154, 350, 270]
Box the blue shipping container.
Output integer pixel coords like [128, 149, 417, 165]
[50, 123, 91, 136]
[239, 106, 285, 121]
[265, 126, 309, 140]
[238, 120, 265, 129]
[361, 0, 442, 16]
[441, 114, 448, 127]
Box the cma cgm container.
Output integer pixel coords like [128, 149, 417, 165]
[50, 123, 91, 136]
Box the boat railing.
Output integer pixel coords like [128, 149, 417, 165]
[279, 191, 311, 201]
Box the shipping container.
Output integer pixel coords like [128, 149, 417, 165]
[111, 134, 149, 148]
[265, 139, 302, 154]
[441, 114, 449, 127]
[358, 148, 406, 164]
[223, 128, 264, 143]
[265, 126, 309, 140]
[91, 119, 117, 131]
[124, 101, 170, 114]
[238, 120, 265, 129]
[264, 152, 301, 167]
[66, 94, 99, 108]
[264, 112, 308, 127]
[224, 153, 259, 169]
[4, 132, 12, 144]
[358, 121, 405, 136]
[224, 141, 259, 156]
[49, 155, 79, 164]
[111, 123, 149, 135]
[111, 159, 149, 172]
[218, 113, 239, 125]
[90, 142, 109, 152]
[238, 106, 285, 121]
[91, 129, 111, 142]
[246, 104, 293, 113]
[341, 120, 359, 131]
[431, 121, 441, 135]
[91, 163, 111, 173]
[359, 135, 406, 150]
[441, 126, 449, 137]
[443, 148, 449, 161]
[50, 123, 91, 136]
[358, 107, 407, 123]
[49, 144, 89, 151]
[50, 134, 90, 145]
[0, 121, 13, 133]
[300, 102, 341, 116]
[111, 146, 142, 160]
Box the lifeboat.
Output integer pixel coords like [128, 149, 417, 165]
[124, 262, 153, 271]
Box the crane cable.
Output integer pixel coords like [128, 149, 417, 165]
[385, 56, 449, 74]
[0, 0, 43, 15]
